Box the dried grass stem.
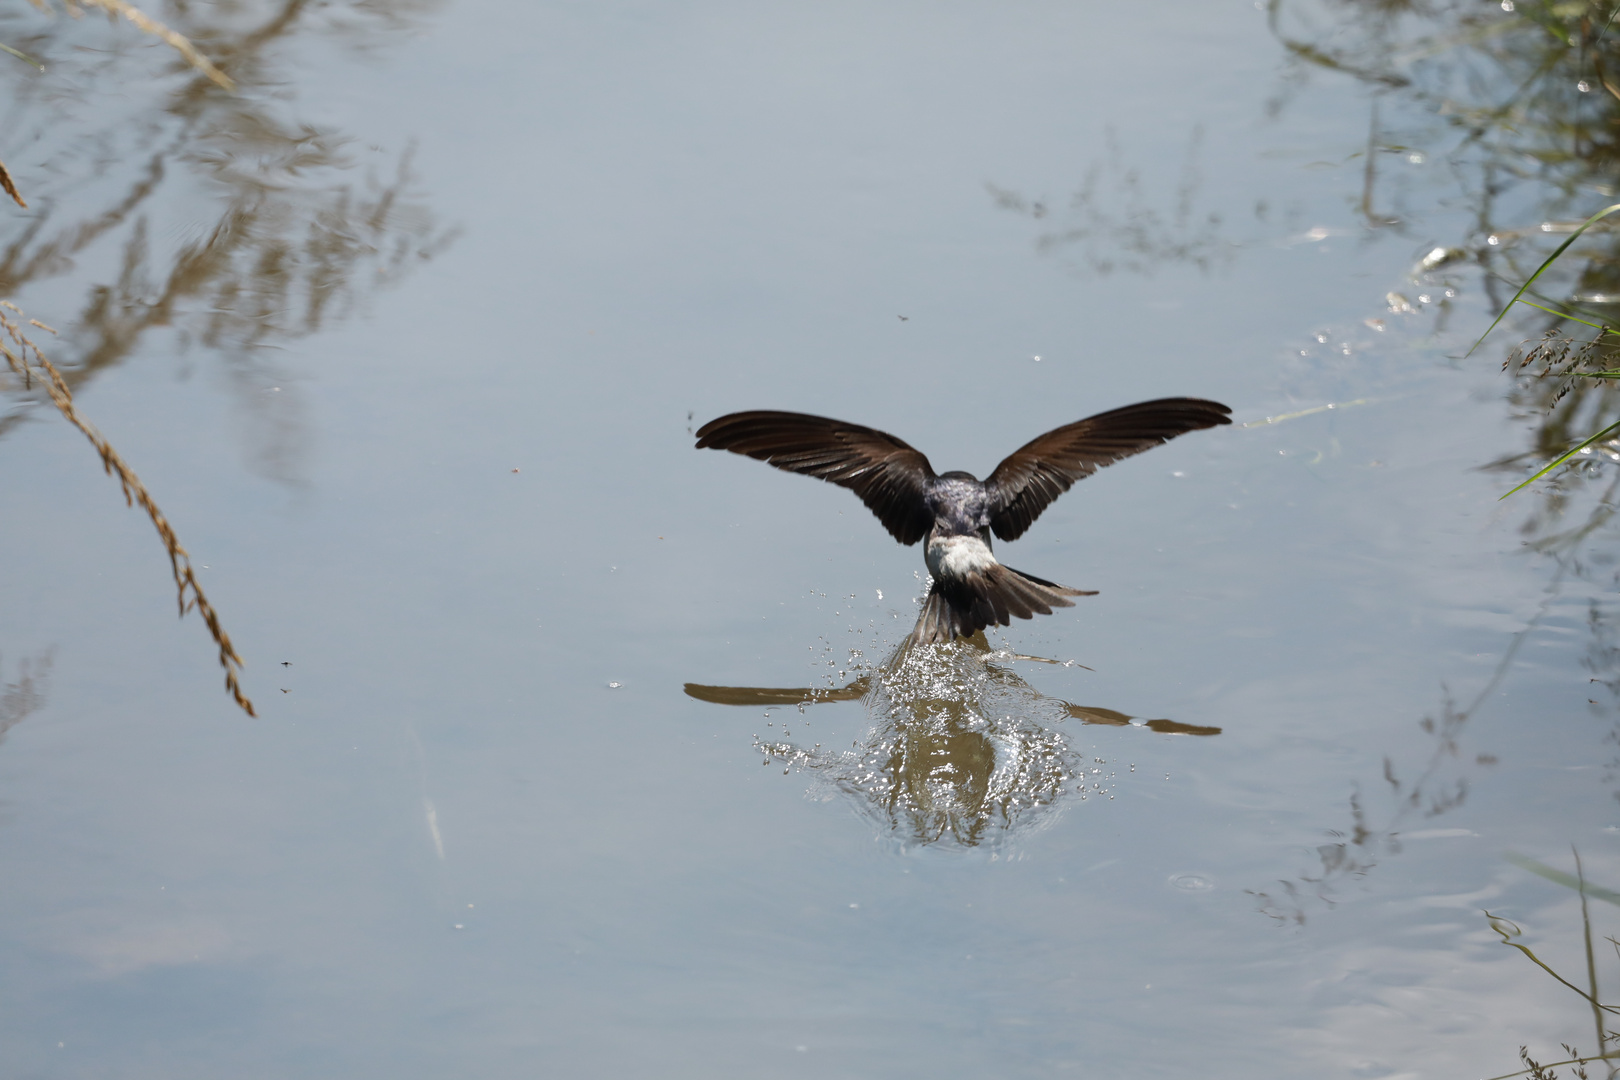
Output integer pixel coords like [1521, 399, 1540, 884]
[64, 0, 234, 91]
[0, 302, 254, 716]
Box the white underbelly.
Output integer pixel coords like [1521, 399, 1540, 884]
[926, 534, 998, 580]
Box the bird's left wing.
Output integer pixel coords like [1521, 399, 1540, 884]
[695, 411, 937, 545]
[985, 398, 1232, 541]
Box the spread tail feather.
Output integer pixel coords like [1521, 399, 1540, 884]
[912, 565, 1096, 644]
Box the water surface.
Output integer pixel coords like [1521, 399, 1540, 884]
[2, 0, 1619, 1076]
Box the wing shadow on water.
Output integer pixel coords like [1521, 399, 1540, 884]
[687, 631, 1218, 849]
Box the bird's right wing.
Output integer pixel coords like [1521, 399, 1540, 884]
[695, 411, 937, 545]
[985, 398, 1232, 541]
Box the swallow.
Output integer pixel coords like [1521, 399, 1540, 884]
[695, 398, 1231, 643]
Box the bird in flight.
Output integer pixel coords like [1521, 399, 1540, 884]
[695, 398, 1231, 643]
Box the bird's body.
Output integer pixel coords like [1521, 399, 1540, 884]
[695, 398, 1231, 643]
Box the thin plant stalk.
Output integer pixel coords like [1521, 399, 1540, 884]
[0, 159, 24, 209]
[1514, 297, 1619, 335]
[1485, 910, 1620, 1012]
[0, 40, 44, 69]
[1482, 1052, 1620, 1080]
[71, 0, 233, 90]
[1576, 850, 1615, 1080]
[0, 304, 254, 716]
[1509, 852, 1620, 907]
[1499, 418, 1620, 499]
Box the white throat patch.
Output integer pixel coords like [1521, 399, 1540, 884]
[926, 534, 999, 580]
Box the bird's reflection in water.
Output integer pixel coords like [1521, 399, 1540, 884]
[686, 632, 1219, 847]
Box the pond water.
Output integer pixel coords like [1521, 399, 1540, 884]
[4, 0, 1620, 1076]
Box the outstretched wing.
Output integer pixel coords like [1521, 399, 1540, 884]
[695, 411, 937, 545]
[986, 398, 1232, 541]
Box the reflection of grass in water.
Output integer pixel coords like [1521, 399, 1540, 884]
[1247, 616, 1534, 925]
[1, 0, 236, 208]
[0, 649, 52, 745]
[1267, 0, 1620, 520]
[0, 302, 254, 716]
[1483, 850, 1620, 1080]
[0, 0, 456, 473]
[986, 126, 1234, 278]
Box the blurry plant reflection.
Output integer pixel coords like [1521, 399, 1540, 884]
[0, 0, 456, 478]
[0, 649, 52, 748]
[1267, 0, 1620, 508]
[1249, 1, 1620, 917]
[987, 127, 1239, 277]
[0, 0, 452, 711]
[1248, 594, 1547, 924]
[686, 631, 1218, 848]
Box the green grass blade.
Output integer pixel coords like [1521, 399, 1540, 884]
[1499, 418, 1620, 499]
[0, 41, 43, 70]
[1515, 297, 1614, 333]
[1507, 852, 1620, 905]
[1466, 203, 1620, 358]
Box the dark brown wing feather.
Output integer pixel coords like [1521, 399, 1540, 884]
[695, 410, 937, 545]
[986, 398, 1232, 542]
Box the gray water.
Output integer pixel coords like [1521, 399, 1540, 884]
[3, 0, 1618, 1076]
